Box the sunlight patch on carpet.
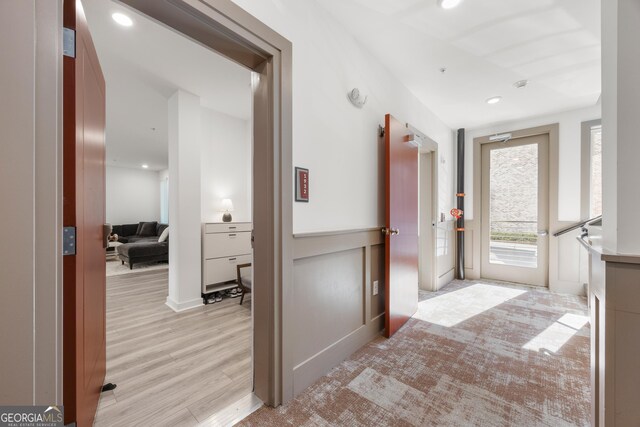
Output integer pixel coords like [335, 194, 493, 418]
[414, 283, 526, 327]
[523, 313, 589, 353]
[347, 368, 430, 426]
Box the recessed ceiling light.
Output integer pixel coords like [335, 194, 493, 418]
[438, 0, 463, 9]
[486, 96, 502, 105]
[141, 164, 149, 169]
[112, 12, 133, 27]
[514, 79, 529, 89]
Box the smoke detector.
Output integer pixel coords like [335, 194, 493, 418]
[513, 79, 529, 89]
[347, 88, 368, 108]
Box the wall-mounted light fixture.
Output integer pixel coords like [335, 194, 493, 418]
[347, 88, 368, 108]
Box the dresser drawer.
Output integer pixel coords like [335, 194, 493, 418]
[204, 222, 252, 234]
[203, 231, 251, 259]
[204, 255, 252, 285]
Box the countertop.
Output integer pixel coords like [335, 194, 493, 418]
[577, 235, 640, 265]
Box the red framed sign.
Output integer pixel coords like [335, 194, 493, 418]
[295, 167, 309, 202]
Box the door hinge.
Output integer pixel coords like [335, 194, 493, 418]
[63, 27, 76, 58]
[63, 227, 76, 256]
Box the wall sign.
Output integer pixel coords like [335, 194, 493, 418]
[295, 167, 309, 202]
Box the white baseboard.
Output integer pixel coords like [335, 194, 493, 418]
[437, 268, 455, 290]
[165, 296, 202, 312]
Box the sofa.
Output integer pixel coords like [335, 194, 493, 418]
[112, 222, 169, 269]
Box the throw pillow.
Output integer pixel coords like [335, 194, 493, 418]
[137, 221, 158, 237]
[158, 227, 169, 243]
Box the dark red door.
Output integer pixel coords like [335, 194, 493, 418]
[63, 1, 106, 425]
[384, 114, 419, 338]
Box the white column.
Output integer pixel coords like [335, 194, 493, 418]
[167, 90, 203, 311]
[602, 0, 640, 254]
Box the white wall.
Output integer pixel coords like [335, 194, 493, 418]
[106, 165, 161, 225]
[167, 90, 202, 312]
[229, 0, 455, 234]
[602, 0, 640, 255]
[200, 107, 252, 223]
[464, 105, 601, 221]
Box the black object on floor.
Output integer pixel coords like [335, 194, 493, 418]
[101, 383, 117, 392]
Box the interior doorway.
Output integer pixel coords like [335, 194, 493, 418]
[480, 134, 550, 287]
[110, 0, 291, 408]
[419, 142, 438, 292]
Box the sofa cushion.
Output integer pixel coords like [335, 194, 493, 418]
[137, 221, 158, 237]
[112, 224, 138, 238]
[158, 227, 169, 243]
[126, 236, 159, 244]
[117, 242, 168, 258]
[156, 223, 169, 237]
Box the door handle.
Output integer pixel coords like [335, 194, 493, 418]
[537, 230, 548, 237]
[381, 228, 400, 236]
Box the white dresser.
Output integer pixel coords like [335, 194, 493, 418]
[202, 222, 252, 296]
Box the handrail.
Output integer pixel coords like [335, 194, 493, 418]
[553, 215, 602, 237]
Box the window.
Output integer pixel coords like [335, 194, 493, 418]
[589, 125, 602, 217]
[581, 120, 602, 219]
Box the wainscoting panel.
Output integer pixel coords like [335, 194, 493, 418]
[549, 227, 586, 295]
[291, 229, 384, 395]
[437, 221, 456, 288]
[464, 229, 474, 270]
[292, 248, 365, 367]
[557, 230, 581, 283]
[370, 244, 385, 320]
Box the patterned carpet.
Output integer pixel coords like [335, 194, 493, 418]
[240, 279, 590, 426]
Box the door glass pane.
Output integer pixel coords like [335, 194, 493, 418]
[489, 143, 538, 268]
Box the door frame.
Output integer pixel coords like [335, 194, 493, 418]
[480, 135, 550, 286]
[65, 0, 292, 407]
[469, 124, 560, 286]
[419, 141, 438, 292]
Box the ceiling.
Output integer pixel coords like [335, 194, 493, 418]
[82, 0, 252, 170]
[316, 0, 601, 129]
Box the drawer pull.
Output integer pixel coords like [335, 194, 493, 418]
[228, 226, 237, 229]
[228, 234, 237, 237]
[229, 258, 237, 261]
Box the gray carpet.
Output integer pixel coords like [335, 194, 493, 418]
[241, 279, 589, 426]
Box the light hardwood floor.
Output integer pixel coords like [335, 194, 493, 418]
[94, 268, 252, 427]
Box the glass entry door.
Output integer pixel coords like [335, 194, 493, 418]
[481, 134, 549, 286]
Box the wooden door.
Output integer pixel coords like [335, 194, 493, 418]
[63, 1, 107, 425]
[384, 114, 419, 338]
